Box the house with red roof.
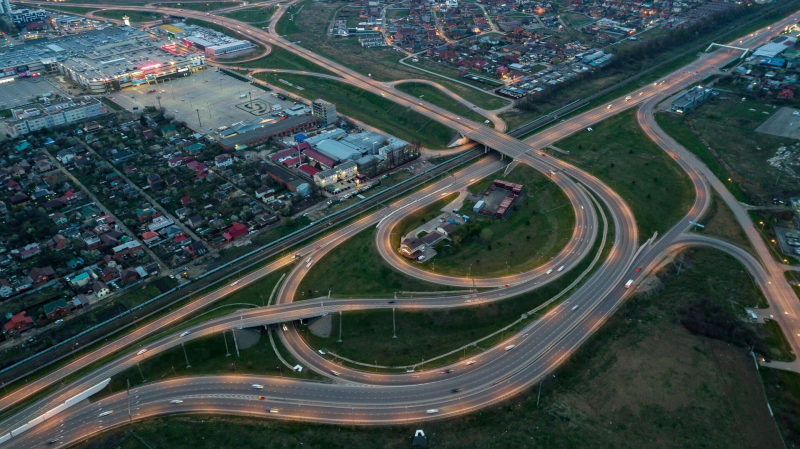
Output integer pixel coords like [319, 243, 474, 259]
[4, 311, 34, 335]
[223, 222, 248, 241]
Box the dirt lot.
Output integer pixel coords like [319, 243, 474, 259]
[756, 106, 800, 140]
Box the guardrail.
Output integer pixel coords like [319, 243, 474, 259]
[0, 149, 481, 387]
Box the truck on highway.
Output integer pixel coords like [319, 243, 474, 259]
[625, 279, 634, 289]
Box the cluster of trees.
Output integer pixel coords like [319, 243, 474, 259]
[433, 219, 497, 255]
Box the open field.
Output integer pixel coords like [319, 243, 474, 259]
[222, 6, 276, 23]
[255, 73, 458, 148]
[77, 247, 784, 449]
[93, 9, 160, 22]
[156, 1, 242, 11]
[660, 97, 797, 203]
[296, 228, 457, 299]
[655, 110, 748, 202]
[555, 110, 694, 242]
[395, 82, 488, 124]
[238, 47, 335, 75]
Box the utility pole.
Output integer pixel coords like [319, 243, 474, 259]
[261, 294, 264, 307]
[536, 381, 543, 406]
[182, 342, 191, 368]
[196, 108, 202, 127]
[223, 330, 231, 357]
[232, 329, 241, 357]
[137, 362, 145, 382]
[392, 306, 397, 339]
[127, 379, 132, 423]
[156, 95, 162, 111]
[337, 311, 343, 343]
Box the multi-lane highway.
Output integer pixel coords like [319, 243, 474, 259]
[4, 2, 800, 446]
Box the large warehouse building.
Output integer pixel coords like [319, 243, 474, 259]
[0, 26, 205, 93]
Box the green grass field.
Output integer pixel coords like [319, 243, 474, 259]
[394, 164, 575, 277]
[222, 6, 276, 22]
[296, 227, 457, 299]
[156, 1, 241, 11]
[238, 47, 334, 76]
[93, 9, 159, 22]
[255, 73, 457, 149]
[395, 82, 488, 124]
[556, 109, 694, 242]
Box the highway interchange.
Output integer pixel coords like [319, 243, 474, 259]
[3, 1, 800, 446]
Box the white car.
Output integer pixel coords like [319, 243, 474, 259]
[505, 344, 515, 351]
[180, 331, 190, 337]
[136, 349, 147, 356]
[98, 410, 113, 417]
[545, 269, 553, 275]
[426, 409, 439, 414]
[169, 399, 184, 404]
[465, 360, 476, 366]
[252, 384, 264, 389]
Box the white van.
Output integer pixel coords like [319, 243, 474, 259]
[557, 266, 565, 272]
[545, 269, 553, 275]
[293, 365, 303, 372]
[625, 279, 634, 289]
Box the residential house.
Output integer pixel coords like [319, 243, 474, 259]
[436, 222, 458, 236]
[4, 311, 34, 334]
[101, 266, 120, 283]
[43, 298, 70, 319]
[17, 243, 41, 260]
[215, 153, 233, 168]
[399, 238, 425, 259]
[0, 279, 13, 298]
[29, 266, 56, 287]
[120, 267, 140, 284]
[223, 222, 248, 241]
[69, 271, 92, 288]
[93, 281, 111, 299]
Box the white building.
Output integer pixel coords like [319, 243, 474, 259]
[0, 0, 11, 15]
[5, 98, 107, 138]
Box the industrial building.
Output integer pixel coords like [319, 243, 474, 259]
[670, 86, 715, 114]
[311, 98, 337, 126]
[9, 8, 46, 26]
[752, 35, 797, 59]
[0, 26, 206, 93]
[217, 115, 322, 150]
[5, 98, 107, 137]
[153, 22, 254, 56]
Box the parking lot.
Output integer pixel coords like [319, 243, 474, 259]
[108, 68, 302, 133]
[0, 77, 67, 110]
